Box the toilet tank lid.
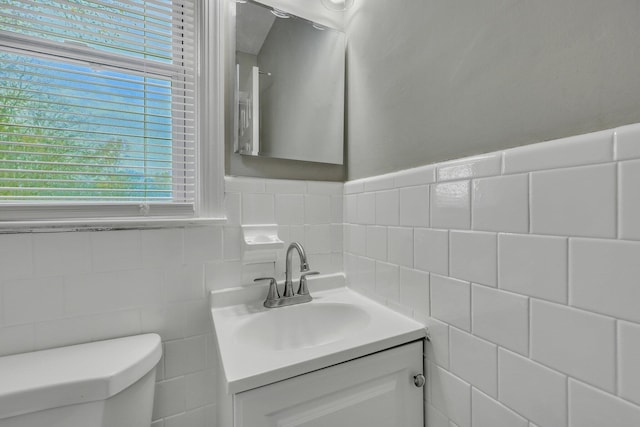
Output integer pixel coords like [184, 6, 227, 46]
[0, 333, 162, 421]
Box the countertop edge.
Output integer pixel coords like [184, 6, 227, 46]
[225, 328, 426, 394]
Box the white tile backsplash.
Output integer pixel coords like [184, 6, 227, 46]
[619, 159, 640, 240]
[306, 181, 343, 195]
[0, 234, 33, 281]
[414, 228, 449, 275]
[275, 194, 305, 225]
[399, 185, 430, 227]
[153, 376, 187, 419]
[375, 189, 400, 225]
[498, 233, 568, 303]
[3, 121, 640, 427]
[472, 388, 528, 427]
[425, 317, 449, 368]
[374, 261, 399, 302]
[0, 324, 35, 357]
[430, 364, 472, 427]
[618, 321, 640, 406]
[164, 265, 205, 303]
[530, 163, 616, 238]
[204, 260, 242, 291]
[356, 192, 376, 224]
[3, 276, 65, 325]
[614, 123, 640, 161]
[36, 308, 142, 349]
[398, 267, 429, 317]
[33, 232, 92, 276]
[223, 192, 241, 225]
[342, 123, 640, 427]
[347, 224, 366, 255]
[395, 164, 436, 187]
[141, 229, 184, 268]
[430, 181, 471, 230]
[90, 230, 142, 272]
[363, 173, 396, 192]
[472, 174, 529, 233]
[265, 179, 306, 194]
[241, 193, 275, 224]
[450, 231, 497, 287]
[222, 226, 242, 261]
[353, 255, 376, 294]
[343, 179, 365, 195]
[570, 238, 640, 323]
[437, 153, 502, 182]
[185, 370, 216, 410]
[0, 175, 344, 427]
[530, 299, 615, 392]
[183, 226, 223, 265]
[569, 379, 640, 427]
[224, 176, 265, 193]
[498, 349, 567, 427]
[365, 225, 387, 260]
[304, 194, 332, 224]
[430, 274, 471, 331]
[472, 284, 529, 355]
[344, 194, 358, 223]
[305, 224, 333, 254]
[449, 328, 498, 397]
[331, 195, 343, 223]
[164, 335, 207, 378]
[387, 227, 414, 267]
[503, 129, 613, 174]
[426, 403, 450, 427]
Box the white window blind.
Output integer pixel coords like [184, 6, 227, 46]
[0, 0, 198, 221]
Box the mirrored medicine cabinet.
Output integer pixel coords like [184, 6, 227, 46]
[233, 0, 345, 165]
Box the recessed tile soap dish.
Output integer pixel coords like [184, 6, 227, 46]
[241, 224, 284, 263]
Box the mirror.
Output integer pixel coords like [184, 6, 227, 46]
[234, 0, 345, 165]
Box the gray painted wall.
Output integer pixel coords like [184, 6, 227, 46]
[346, 0, 640, 179]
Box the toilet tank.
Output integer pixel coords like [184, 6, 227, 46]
[0, 334, 162, 427]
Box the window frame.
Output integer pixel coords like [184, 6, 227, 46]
[0, 0, 225, 231]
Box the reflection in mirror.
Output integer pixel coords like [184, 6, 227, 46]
[234, 0, 345, 165]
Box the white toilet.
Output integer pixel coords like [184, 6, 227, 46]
[0, 334, 162, 427]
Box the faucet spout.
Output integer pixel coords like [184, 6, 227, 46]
[284, 242, 309, 297]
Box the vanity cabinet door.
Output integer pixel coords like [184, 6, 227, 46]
[233, 340, 424, 427]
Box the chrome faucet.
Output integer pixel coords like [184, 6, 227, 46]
[284, 242, 309, 297]
[254, 242, 319, 308]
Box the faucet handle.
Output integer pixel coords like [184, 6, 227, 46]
[297, 271, 320, 296]
[254, 277, 280, 301]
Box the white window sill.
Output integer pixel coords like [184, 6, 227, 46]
[0, 216, 228, 234]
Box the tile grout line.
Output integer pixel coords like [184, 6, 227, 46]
[566, 238, 571, 306]
[614, 319, 619, 396]
[446, 229, 451, 277]
[528, 172, 533, 235]
[527, 297, 532, 359]
[616, 161, 621, 240]
[566, 374, 571, 427]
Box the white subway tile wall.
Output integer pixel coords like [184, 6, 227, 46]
[0, 176, 344, 427]
[1, 122, 639, 427]
[343, 123, 640, 427]
[449, 328, 498, 398]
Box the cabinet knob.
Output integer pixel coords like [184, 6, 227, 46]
[413, 374, 426, 388]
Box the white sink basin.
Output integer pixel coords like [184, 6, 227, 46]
[235, 303, 371, 351]
[211, 284, 426, 394]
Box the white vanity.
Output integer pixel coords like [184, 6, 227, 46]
[210, 276, 427, 426]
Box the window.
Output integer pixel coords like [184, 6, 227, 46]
[0, 0, 223, 225]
